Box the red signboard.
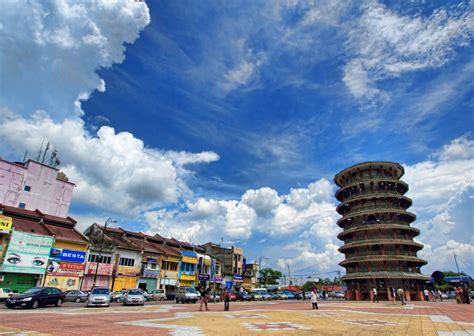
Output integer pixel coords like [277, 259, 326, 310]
[60, 262, 85, 271]
[85, 262, 113, 276]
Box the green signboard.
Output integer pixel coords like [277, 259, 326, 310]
[1, 230, 54, 274]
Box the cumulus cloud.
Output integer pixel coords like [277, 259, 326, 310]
[0, 1, 221, 218]
[0, 115, 219, 216]
[343, 1, 473, 100]
[0, 0, 150, 120]
[404, 134, 474, 273]
[144, 178, 337, 243]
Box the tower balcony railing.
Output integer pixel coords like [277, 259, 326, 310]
[342, 271, 430, 280]
[336, 191, 412, 212]
[340, 254, 427, 265]
[340, 239, 423, 250]
[347, 267, 422, 274]
[337, 209, 416, 227]
[336, 177, 408, 198]
[337, 223, 419, 239]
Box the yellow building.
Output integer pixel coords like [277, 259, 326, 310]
[178, 250, 198, 288]
[43, 223, 89, 292]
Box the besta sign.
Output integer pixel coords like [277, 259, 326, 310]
[60, 249, 86, 263]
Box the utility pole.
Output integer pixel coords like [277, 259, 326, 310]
[454, 254, 460, 275]
[92, 218, 116, 288]
[287, 264, 291, 286]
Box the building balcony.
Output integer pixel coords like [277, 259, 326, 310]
[339, 239, 424, 252]
[339, 254, 427, 266]
[337, 223, 419, 239]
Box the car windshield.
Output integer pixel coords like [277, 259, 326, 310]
[186, 288, 198, 293]
[23, 288, 43, 294]
[153, 290, 164, 294]
[128, 289, 142, 295]
[91, 288, 109, 295]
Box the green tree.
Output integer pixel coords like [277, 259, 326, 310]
[303, 281, 319, 292]
[260, 268, 282, 285]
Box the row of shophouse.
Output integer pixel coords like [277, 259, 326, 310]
[0, 158, 260, 294]
[0, 204, 259, 294]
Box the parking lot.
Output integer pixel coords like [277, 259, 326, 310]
[0, 299, 473, 335]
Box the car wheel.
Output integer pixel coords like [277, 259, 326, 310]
[116, 298, 121, 303]
[160, 297, 165, 301]
[75, 297, 81, 303]
[31, 300, 39, 309]
[55, 299, 63, 307]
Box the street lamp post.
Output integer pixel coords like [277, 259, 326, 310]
[258, 256, 268, 285]
[92, 218, 116, 288]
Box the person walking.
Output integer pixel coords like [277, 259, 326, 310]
[389, 287, 396, 304]
[224, 288, 230, 311]
[199, 287, 210, 311]
[311, 288, 319, 310]
[397, 287, 406, 305]
[438, 289, 443, 302]
[372, 287, 378, 303]
[423, 288, 430, 302]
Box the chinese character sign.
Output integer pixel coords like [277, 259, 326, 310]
[1, 230, 54, 274]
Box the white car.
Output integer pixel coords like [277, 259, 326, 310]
[0, 288, 14, 302]
[123, 289, 145, 306]
[149, 289, 166, 301]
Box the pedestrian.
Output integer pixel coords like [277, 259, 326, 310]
[431, 289, 437, 302]
[372, 287, 378, 303]
[311, 288, 319, 310]
[322, 290, 327, 300]
[224, 288, 230, 311]
[423, 288, 430, 302]
[397, 287, 406, 305]
[438, 289, 443, 302]
[199, 287, 210, 311]
[462, 286, 470, 304]
[389, 287, 396, 304]
[455, 287, 462, 304]
[302, 289, 306, 301]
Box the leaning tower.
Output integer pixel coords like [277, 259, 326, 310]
[334, 162, 429, 301]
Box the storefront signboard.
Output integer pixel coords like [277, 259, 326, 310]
[0, 215, 13, 234]
[84, 262, 113, 276]
[1, 230, 54, 274]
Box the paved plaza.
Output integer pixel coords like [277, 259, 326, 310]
[0, 300, 472, 335]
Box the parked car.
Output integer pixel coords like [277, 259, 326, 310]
[440, 292, 448, 300]
[0, 288, 14, 302]
[142, 290, 151, 301]
[228, 292, 237, 301]
[111, 290, 127, 303]
[175, 287, 200, 304]
[149, 289, 166, 301]
[209, 292, 221, 302]
[250, 292, 263, 301]
[87, 287, 111, 307]
[446, 291, 457, 299]
[283, 291, 296, 299]
[333, 291, 345, 299]
[261, 292, 273, 301]
[235, 291, 251, 301]
[5, 287, 64, 309]
[275, 292, 288, 300]
[123, 289, 145, 306]
[470, 291, 474, 299]
[64, 290, 88, 303]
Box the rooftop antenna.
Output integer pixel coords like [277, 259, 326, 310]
[41, 142, 50, 164]
[36, 140, 44, 161]
[22, 150, 28, 162]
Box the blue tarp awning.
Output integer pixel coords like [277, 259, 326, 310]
[181, 250, 197, 258]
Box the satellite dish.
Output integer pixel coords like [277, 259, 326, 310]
[431, 271, 444, 283]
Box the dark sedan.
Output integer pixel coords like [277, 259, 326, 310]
[64, 290, 89, 303]
[5, 287, 64, 309]
[235, 291, 251, 301]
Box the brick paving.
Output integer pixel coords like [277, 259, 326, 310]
[0, 300, 472, 335]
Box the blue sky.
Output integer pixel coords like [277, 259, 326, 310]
[0, 0, 473, 278]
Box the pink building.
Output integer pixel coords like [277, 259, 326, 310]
[0, 159, 75, 217]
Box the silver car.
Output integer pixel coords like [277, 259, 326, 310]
[123, 289, 145, 306]
[87, 287, 111, 307]
[175, 287, 200, 304]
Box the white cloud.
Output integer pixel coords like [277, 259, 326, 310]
[278, 243, 342, 273]
[0, 0, 150, 120]
[344, 1, 473, 100]
[0, 114, 219, 216]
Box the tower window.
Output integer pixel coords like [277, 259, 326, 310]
[18, 202, 26, 209]
[24, 185, 31, 192]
